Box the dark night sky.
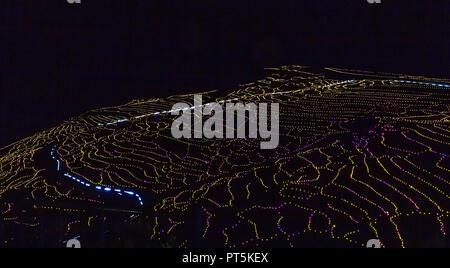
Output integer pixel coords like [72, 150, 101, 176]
[1, 0, 449, 147]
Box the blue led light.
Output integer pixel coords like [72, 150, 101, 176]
[392, 79, 449, 88]
[53, 149, 144, 206]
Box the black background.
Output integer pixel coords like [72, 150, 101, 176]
[1, 0, 449, 147]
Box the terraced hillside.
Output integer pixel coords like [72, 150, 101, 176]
[1, 66, 449, 248]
